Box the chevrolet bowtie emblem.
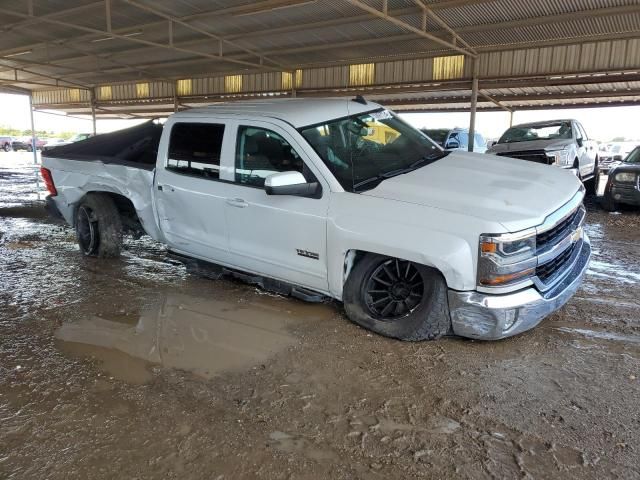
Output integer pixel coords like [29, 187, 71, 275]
[571, 227, 583, 243]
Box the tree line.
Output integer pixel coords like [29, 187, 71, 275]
[0, 126, 75, 139]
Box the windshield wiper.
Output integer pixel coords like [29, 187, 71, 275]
[409, 150, 450, 169]
[353, 151, 450, 192]
[354, 151, 450, 191]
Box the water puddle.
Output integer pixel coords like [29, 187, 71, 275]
[587, 259, 640, 284]
[556, 327, 640, 345]
[56, 292, 334, 383]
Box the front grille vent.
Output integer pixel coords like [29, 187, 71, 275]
[496, 150, 552, 165]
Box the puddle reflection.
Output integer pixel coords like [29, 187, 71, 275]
[587, 259, 640, 284]
[56, 293, 334, 383]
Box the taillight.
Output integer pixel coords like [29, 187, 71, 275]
[40, 167, 57, 196]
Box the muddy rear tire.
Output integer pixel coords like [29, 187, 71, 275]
[601, 191, 618, 212]
[75, 193, 122, 258]
[343, 254, 450, 341]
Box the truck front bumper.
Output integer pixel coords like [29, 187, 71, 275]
[448, 236, 591, 340]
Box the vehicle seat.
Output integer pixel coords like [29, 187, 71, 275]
[242, 132, 273, 173]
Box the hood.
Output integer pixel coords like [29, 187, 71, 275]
[611, 162, 640, 174]
[488, 138, 573, 154]
[362, 151, 582, 232]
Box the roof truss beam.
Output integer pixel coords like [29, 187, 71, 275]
[343, 0, 477, 58]
[1, 8, 285, 74]
[411, 0, 476, 54]
[122, 0, 287, 70]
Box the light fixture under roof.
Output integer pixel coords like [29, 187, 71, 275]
[233, 0, 316, 16]
[91, 31, 143, 43]
[4, 49, 32, 57]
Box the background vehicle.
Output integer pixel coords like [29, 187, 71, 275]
[0, 136, 13, 152]
[41, 133, 94, 152]
[421, 127, 488, 153]
[487, 119, 599, 192]
[42, 138, 66, 151]
[600, 142, 639, 174]
[41, 99, 589, 342]
[42, 133, 96, 152]
[602, 146, 640, 211]
[12, 136, 47, 151]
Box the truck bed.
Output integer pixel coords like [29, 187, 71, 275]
[41, 120, 164, 241]
[42, 121, 163, 169]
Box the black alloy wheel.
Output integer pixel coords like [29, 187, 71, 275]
[363, 258, 425, 320]
[76, 205, 99, 255]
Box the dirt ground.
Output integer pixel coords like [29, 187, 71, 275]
[1, 153, 639, 479]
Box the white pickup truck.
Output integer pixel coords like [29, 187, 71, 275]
[41, 99, 591, 341]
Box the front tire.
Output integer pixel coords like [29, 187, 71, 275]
[2, 143, 9, 152]
[75, 193, 122, 257]
[343, 254, 450, 341]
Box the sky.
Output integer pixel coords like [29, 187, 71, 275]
[1, 92, 639, 142]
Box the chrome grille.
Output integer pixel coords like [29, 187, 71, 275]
[536, 207, 581, 251]
[534, 203, 586, 291]
[536, 242, 578, 284]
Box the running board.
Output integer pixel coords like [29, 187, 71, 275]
[167, 251, 326, 303]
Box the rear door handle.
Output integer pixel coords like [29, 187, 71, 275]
[226, 197, 248, 208]
[158, 184, 175, 192]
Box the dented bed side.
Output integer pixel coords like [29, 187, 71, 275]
[42, 156, 162, 241]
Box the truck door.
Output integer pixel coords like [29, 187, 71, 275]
[154, 121, 232, 263]
[218, 120, 330, 292]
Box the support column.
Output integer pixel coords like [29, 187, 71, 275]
[468, 58, 479, 152]
[90, 89, 97, 135]
[174, 81, 179, 113]
[28, 94, 40, 192]
[291, 70, 297, 98]
[509, 110, 514, 127]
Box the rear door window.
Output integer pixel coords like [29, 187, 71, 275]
[167, 123, 225, 179]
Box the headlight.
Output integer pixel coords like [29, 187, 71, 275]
[478, 230, 537, 287]
[615, 172, 636, 183]
[547, 148, 571, 166]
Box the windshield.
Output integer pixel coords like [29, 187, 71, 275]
[498, 121, 573, 144]
[625, 147, 640, 163]
[300, 109, 446, 192]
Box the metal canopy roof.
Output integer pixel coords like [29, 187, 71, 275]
[1, 0, 639, 116]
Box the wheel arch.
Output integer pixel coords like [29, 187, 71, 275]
[338, 246, 468, 301]
[76, 191, 145, 237]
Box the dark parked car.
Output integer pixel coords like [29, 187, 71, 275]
[602, 146, 640, 211]
[12, 136, 47, 152]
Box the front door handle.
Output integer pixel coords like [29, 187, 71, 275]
[226, 198, 249, 208]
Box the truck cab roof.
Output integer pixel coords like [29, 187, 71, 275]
[173, 98, 383, 128]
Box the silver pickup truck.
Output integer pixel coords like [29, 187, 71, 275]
[488, 119, 599, 193]
[41, 99, 590, 342]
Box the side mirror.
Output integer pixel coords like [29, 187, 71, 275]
[576, 138, 584, 147]
[264, 171, 321, 198]
[445, 139, 460, 149]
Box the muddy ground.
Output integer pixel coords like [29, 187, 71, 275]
[1, 153, 639, 479]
